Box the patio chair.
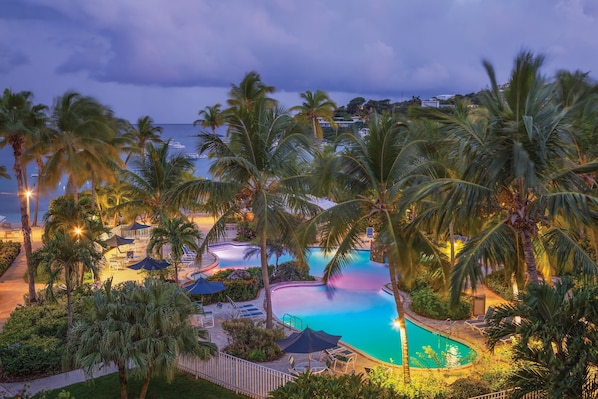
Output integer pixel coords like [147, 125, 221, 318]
[323, 346, 357, 373]
[195, 301, 214, 329]
[288, 355, 300, 376]
[226, 296, 265, 319]
[464, 306, 495, 335]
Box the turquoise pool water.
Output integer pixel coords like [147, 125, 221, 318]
[208, 244, 475, 367]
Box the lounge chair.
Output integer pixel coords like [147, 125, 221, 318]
[182, 245, 198, 263]
[464, 306, 495, 335]
[227, 296, 265, 319]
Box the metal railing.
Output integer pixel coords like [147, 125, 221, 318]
[281, 313, 303, 330]
[178, 352, 295, 399]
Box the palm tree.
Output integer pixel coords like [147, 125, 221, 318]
[147, 217, 202, 285]
[24, 123, 52, 226]
[0, 165, 9, 180]
[0, 88, 48, 302]
[407, 51, 598, 303]
[227, 71, 276, 111]
[39, 195, 106, 329]
[290, 89, 337, 140]
[131, 279, 216, 399]
[123, 115, 163, 161]
[177, 95, 317, 329]
[301, 113, 442, 383]
[67, 279, 216, 399]
[485, 279, 598, 398]
[43, 91, 122, 203]
[193, 104, 226, 134]
[36, 231, 101, 330]
[119, 142, 194, 224]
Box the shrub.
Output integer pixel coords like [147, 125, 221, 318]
[270, 260, 314, 284]
[410, 286, 471, 320]
[268, 372, 398, 399]
[0, 335, 64, 379]
[0, 240, 20, 277]
[0, 302, 68, 380]
[448, 377, 492, 399]
[191, 267, 262, 305]
[484, 270, 515, 301]
[221, 318, 285, 362]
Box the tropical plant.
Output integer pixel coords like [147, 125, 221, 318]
[193, 104, 226, 134]
[407, 51, 598, 304]
[147, 216, 202, 285]
[301, 113, 443, 383]
[0, 164, 9, 179]
[0, 88, 48, 302]
[177, 88, 317, 329]
[226, 71, 276, 111]
[485, 279, 598, 398]
[39, 197, 105, 330]
[122, 115, 163, 161]
[43, 91, 123, 204]
[66, 279, 216, 399]
[119, 142, 194, 224]
[290, 89, 337, 140]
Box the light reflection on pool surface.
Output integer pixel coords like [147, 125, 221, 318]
[208, 243, 476, 367]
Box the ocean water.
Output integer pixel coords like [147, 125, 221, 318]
[0, 124, 214, 224]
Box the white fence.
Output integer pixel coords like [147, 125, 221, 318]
[178, 352, 295, 399]
[178, 353, 552, 399]
[470, 389, 545, 399]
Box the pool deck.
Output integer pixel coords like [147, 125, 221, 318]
[201, 280, 506, 376]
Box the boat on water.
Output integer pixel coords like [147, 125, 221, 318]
[168, 141, 186, 149]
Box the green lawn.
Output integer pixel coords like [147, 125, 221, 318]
[34, 371, 250, 399]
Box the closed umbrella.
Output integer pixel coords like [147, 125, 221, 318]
[276, 326, 341, 366]
[185, 277, 226, 295]
[127, 257, 171, 271]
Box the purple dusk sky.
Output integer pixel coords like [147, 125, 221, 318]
[1, 0, 597, 123]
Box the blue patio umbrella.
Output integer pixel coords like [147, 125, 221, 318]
[185, 277, 226, 295]
[126, 221, 150, 231]
[127, 257, 171, 271]
[276, 326, 341, 366]
[103, 234, 134, 248]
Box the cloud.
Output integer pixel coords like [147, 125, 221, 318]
[1, 0, 598, 122]
[0, 45, 29, 74]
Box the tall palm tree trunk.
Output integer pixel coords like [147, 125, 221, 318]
[260, 234, 273, 328]
[13, 147, 37, 302]
[118, 365, 128, 399]
[66, 265, 73, 330]
[521, 232, 539, 283]
[389, 261, 411, 383]
[139, 371, 151, 399]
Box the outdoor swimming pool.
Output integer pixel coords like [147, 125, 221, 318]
[208, 243, 476, 367]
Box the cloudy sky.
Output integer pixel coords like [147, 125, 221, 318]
[2, 0, 597, 123]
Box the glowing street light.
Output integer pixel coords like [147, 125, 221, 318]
[25, 189, 32, 223]
[73, 227, 82, 237]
